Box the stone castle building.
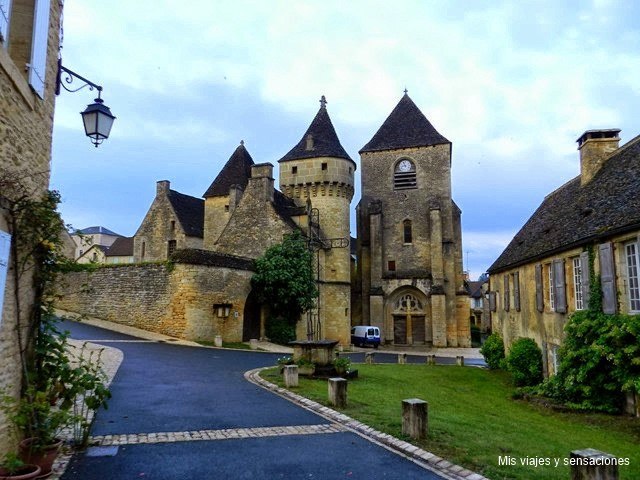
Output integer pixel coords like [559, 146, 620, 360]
[58, 93, 470, 349]
[356, 93, 470, 347]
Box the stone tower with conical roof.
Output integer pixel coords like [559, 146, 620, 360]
[357, 92, 470, 347]
[202, 141, 255, 249]
[278, 96, 356, 345]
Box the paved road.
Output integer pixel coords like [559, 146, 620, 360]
[60, 321, 447, 479]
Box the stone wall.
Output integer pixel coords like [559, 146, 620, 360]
[56, 253, 256, 343]
[0, 0, 62, 453]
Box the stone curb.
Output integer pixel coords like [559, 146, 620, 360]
[245, 367, 489, 480]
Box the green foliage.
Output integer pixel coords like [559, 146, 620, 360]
[333, 356, 351, 373]
[0, 452, 25, 475]
[479, 333, 506, 370]
[251, 231, 317, 324]
[276, 356, 293, 367]
[265, 316, 296, 345]
[550, 309, 640, 413]
[506, 338, 543, 387]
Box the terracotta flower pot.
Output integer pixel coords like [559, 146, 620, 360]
[0, 463, 42, 480]
[18, 438, 62, 479]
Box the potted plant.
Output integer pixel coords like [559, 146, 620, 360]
[296, 358, 316, 376]
[333, 357, 351, 376]
[2, 387, 75, 478]
[0, 453, 40, 480]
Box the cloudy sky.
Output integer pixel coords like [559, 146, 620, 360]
[50, 0, 640, 280]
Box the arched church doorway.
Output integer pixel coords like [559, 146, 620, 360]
[389, 291, 432, 346]
[242, 290, 261, 341]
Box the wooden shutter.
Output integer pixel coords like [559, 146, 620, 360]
[503, 275, 510, 311]
[553, 259, 567, 313]
[513, 271, 521, 312]
[28, 0, 51, 99]
[0, 0, 11, 44]
[535, 264, 544, 312]
[579, 251, 590, 310]
[599, 242, 617, 314]
[0, 230, 11, 322]
[488, 291, 496, 312]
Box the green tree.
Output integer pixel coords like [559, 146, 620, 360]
[251, 231, 317, 342]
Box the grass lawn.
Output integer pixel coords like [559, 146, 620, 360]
[261, 364, 640, 480]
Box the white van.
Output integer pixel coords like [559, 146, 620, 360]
[351, 326, 381, 348]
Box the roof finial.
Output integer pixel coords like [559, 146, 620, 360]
[320, 95, 327, 109]
[240, 140, 244, 146]
[403, 87, 408, 95]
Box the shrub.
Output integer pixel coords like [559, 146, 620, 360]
[265, 316, 296, 345]
[506, 338, 543, 387]
[479, 333, 505, 370]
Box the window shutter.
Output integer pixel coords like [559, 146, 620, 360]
[580, 251, 590, 310]
[553, 259, 567, 313]
[503, 275, 510, 311]
[488, 291, 496, 312]
[599, 242, 617, 314]
[0, 0, 11, 44]
[28, 0, 51, 99]
[535, 264, 544, 312]
[513, 271, 521, 312]
[0, 230, 11, 322]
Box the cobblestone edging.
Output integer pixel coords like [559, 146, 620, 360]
[245, 367, 489, 480]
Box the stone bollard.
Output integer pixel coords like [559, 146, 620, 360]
[426, 354, 436, 365]
[214, 335, 223, 347]
[569, 449, 619, 480]
[402, 398, 428, 440]
[283, 365, 299, 388]
[365, 352, 375, 364]
[456, 355, 464, 366]
[328, 378, 348, 408]
[624, 391, 639, 417]
[250, 339, 259, 350]
[398, 353, 407, 364]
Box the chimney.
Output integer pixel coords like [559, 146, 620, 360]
[156, 180, 170, 196]
[577, 129, 620, 186]
[249, 163, 274, 203]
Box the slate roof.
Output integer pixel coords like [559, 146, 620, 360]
[203, 142, 255, 198]
[467, 281, 485, 299]
[75, 226, 121, 236]
[278, 97, 354, 163]
[273, 190, 303, 231]
[360, 93, 449, 153]
[489, 134, 640, 273]
[167, 190, 205, 238]
[171, 249, 255, 271]
[105, 236, 134, 257]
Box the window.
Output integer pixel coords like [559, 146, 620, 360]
[0, 0, 11, 44]
[28, 0, 51, 98]
[549, 344, 559, 376]
[403, 220, 412, 244]
[292, 166, 297, 174]
[0, 230, 11, 321]
[224, 205, 229, 212]
[503, 275, 510, 312]
[625, 240, 640, 312]
[547, 264, 555, 310]
[572, 257, 584, 310]
[167, 240, 177, 257]
[321, 162, 327, 171]
[394, 159, 417, 190]
[170, 220, 175, 232]
[141, 241, 146, 259]
[388, 260, 396, 271]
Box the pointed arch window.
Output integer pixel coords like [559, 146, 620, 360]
[394, 159, 417, 190]
[403, 220, 412, 244]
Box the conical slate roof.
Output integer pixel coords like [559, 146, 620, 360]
[278, 96, 353, 163]
[203, 142, 255, 198]
[359, 93, 449, 153]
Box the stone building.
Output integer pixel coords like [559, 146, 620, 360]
[356, 93, 470, 347]
[488, 129, 640, 376]
[71, 225, 122, 259]
[0, 0, 62, 453]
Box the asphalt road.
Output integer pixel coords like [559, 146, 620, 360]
[60, 321, 447, 479]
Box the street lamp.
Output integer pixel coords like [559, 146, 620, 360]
[56, 60, 116, 147]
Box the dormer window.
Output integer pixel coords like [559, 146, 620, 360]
[394, 159, 417, 190]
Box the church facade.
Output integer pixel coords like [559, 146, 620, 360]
[58, 93, 470, 348]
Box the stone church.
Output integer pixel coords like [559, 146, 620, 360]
[58, 93, 469, 348]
